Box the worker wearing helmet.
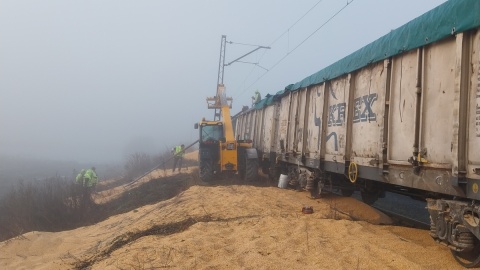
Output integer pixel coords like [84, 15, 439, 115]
[172, 144, 185, 172]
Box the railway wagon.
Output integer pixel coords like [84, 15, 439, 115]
[234, 0, 480, 267]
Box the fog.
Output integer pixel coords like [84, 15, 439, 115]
[0, 0, 446, 165]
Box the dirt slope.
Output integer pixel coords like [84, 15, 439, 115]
[0, 176, 463, 269]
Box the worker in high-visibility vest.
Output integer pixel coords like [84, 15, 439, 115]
[76, 169, 86, 184]
[83, 167, 98, 187]
[75, 167, 98, 204]
[172, 144, 185, 172]
[252, 90, 261, 106]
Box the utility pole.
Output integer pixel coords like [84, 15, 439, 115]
[207, 35, 270, 121]
[217, 35, 227, 88]
[212, 35, 228, 121]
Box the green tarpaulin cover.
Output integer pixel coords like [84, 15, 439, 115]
[248, 0, 480, 111]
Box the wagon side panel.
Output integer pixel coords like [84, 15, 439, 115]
[388, 51, 418, 163]
[350, 62, 386, 169]
[277, 94, 291, 154]
[324, 76, 349, 164]
[287, 91, 299, 152]
[420, 37, 456, 166]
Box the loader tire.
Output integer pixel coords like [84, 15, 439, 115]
[200, 160, 214, 182]
[244, 158, 258, 182]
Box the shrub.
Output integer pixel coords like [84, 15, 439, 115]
[123, 152, 155, 183]
[0, 177, 95, 241]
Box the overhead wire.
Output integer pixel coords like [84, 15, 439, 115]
[228, 41, 266, 47]
[269, 0, 356, 72]
[235, 0, 356, 99]
[235, 0, 325, 96]
[267, 0, 326, 48]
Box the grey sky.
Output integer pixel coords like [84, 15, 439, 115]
[0, 0, 446, 163]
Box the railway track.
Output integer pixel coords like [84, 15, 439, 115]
[373, 205, 430, 230]
[349, 191, 431, 230]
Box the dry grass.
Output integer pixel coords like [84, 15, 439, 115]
[0, 178, 91, 241]
[0, 171, 198, 242]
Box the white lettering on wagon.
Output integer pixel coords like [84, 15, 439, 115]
[353, 93, 378, 123]
[328, 102, 346, 127]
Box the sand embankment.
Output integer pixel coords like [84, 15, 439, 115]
[0, 177, 463, 269]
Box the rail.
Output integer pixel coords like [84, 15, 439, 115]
[373, 205, 430, 230]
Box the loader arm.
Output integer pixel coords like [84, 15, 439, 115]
[221, 100, 235, 142]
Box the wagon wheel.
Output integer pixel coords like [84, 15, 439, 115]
[451, 236, 480, 268]
[348, 162, 358, 183]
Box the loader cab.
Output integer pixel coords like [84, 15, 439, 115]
[195, 121, 224, 181]
[199, 122, 224, 144]
[195, 118, 257, 182]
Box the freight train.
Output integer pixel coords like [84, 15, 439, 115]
[233, 0, 480, 267]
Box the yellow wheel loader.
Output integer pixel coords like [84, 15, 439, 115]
[194, 35, 261, 182]
[194, 84, 258, 182]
